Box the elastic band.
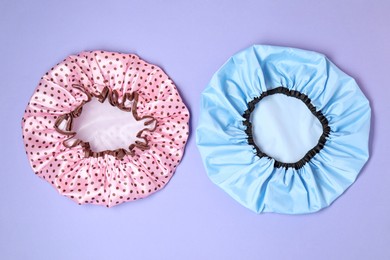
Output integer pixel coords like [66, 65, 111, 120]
[242, 87, 331, 169]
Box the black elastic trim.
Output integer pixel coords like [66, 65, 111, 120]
[243, 87, 331, 170]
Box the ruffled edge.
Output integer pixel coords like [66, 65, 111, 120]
[22, 50, 190, 207]
[242, 86, 331, 169]
[196, 45, 371, 214]
[54, 84, 156, 159]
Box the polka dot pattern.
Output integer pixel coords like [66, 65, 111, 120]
[22, 50, 190, 207]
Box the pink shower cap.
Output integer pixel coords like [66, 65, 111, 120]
[22, 51, 189, 207]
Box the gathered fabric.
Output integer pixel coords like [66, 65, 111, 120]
[196, 45, 370, 214]
[22, 50, 190, 207]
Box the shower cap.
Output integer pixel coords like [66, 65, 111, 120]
[196, 45, 370, 214]
[22, 50, 189, 207]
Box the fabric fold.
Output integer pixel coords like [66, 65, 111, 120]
[22, 50, 190, 207]
[196, 45, 370, 214]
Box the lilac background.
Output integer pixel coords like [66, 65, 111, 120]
[1, 0, 389, 259]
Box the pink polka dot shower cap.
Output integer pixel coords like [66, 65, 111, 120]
[22, 51, 190, 207]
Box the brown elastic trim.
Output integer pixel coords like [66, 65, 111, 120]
[242, 87, 331, 170]
[54, 84, 157, 159]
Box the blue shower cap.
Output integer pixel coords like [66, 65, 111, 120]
[196, 45, 371, 214]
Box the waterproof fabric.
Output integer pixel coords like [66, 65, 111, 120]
[196, 45, 371, 214]
[22, 50, 190, 207]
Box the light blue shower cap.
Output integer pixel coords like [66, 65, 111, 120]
[196, 45, 371, 214]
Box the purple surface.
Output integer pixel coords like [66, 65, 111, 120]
[1, 0, 389, 259]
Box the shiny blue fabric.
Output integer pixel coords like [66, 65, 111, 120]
[196, 45, 371, 214]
